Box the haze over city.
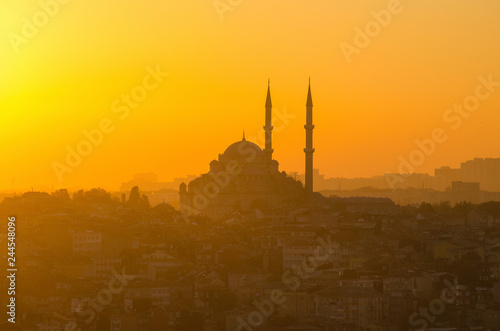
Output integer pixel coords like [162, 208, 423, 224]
[4, 1, 500, 331]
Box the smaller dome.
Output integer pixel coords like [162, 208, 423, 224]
[179, 182, 187, 192]
[210, 159, 220, 172]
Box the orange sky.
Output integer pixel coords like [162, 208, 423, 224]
[1, 0, 500, 191]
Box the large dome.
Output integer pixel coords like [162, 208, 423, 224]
[223, 139, 264, 157]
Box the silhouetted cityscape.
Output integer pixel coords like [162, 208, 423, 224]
[1, 84, 500, 331]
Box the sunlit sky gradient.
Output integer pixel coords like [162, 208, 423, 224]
[1, 0, 500, 191]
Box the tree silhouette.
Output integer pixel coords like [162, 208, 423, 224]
[52, 189, 70, 201]
[126, 186, 141, 208]
[139, 194, 150, 209]
[453, 201, 474, 215]
[477, 201, 500, 217]
[435, 201, 451, 214]
[73, 188, 112, 204]
[419, 202, 434, 213]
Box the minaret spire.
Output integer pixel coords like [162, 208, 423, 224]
[304, 79, 315, 195]
[264, 80, 273, 161]
[306, 77, 313, 107]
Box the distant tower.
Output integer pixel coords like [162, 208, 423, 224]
[263, 80, 274, 161]
[304, 79, 315, 195]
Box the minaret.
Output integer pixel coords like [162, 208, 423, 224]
[304, 78, 315, 195]
[263, 79, 273, 161]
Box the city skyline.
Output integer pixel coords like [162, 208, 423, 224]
[3, 2, 500, 330]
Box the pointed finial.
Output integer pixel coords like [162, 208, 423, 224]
[265, 80, 272, 108]
[242, 130, 246, 141]
[306, 78, 313, 107]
